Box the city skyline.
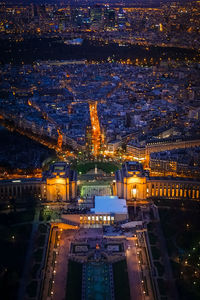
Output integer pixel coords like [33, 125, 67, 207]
[0, 0, 200, 300]
[2, 0, 197, 5]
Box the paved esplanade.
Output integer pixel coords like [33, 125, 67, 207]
[126, 238, 144, 300]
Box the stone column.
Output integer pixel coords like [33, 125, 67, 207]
[149, 183, 152, 197]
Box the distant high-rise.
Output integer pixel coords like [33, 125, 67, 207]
[104, 7, 116, 28]
[90, 5, 103, 24]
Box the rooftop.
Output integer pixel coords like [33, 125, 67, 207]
[91, 196, 127, 215]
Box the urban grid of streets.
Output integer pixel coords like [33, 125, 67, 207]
[1, 61, 200, 165]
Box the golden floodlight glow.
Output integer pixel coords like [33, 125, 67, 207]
[132, 188, 137, 196]
[89, 101, 102, 156]
[55, 178, 65, 184]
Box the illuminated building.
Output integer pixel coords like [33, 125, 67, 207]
[115, 162, 147, 201]
[104, 7, 116, 28]
[149, 156, 200, 178]
[0, 162, 77, 203]
[115, 162, 200, 201]
[91, 195, 128, 223]
[127, 138, 200, 163]
[126, 144, 146, 160]
[90, 5, 103, 24]
[117, 8, 127, 27]
[107, 140, 122, 152]
[62, 196, 128, 226]
[43, 162, 77, 202]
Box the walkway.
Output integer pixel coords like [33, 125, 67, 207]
[52, 230, 75, 300]
[126, 238, 144, 300]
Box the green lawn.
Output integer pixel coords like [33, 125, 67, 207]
[177, 279, 200, 300]
[66, 260, 82, 300]
[39, 209, 51, 222]
[26, 280, 38, 298]
[113, 260, 131, 300]
[148, 232, 157, 245]
[34, 248, 44, 263]
[0, 223, 32, 300]
[147, 222, 156, 232]
[157, 279, 167, 296]
[38, 223, 48, 233]
[31, 263, 40, 279]
[151, 246, 161, 260]
[159, 206, 200, 300]
[0, 209, 35, 225]
[37, 234, 46, 247]
[72, 161, 120, 174]
[154, 261, 165, 277]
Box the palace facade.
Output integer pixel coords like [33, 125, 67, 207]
[115, 161, 200, 201]
[0, 162, 77, 203]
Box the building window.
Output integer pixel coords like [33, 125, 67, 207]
[131, 187, 137, 198]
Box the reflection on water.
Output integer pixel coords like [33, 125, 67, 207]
[82, 262, 114, 300]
